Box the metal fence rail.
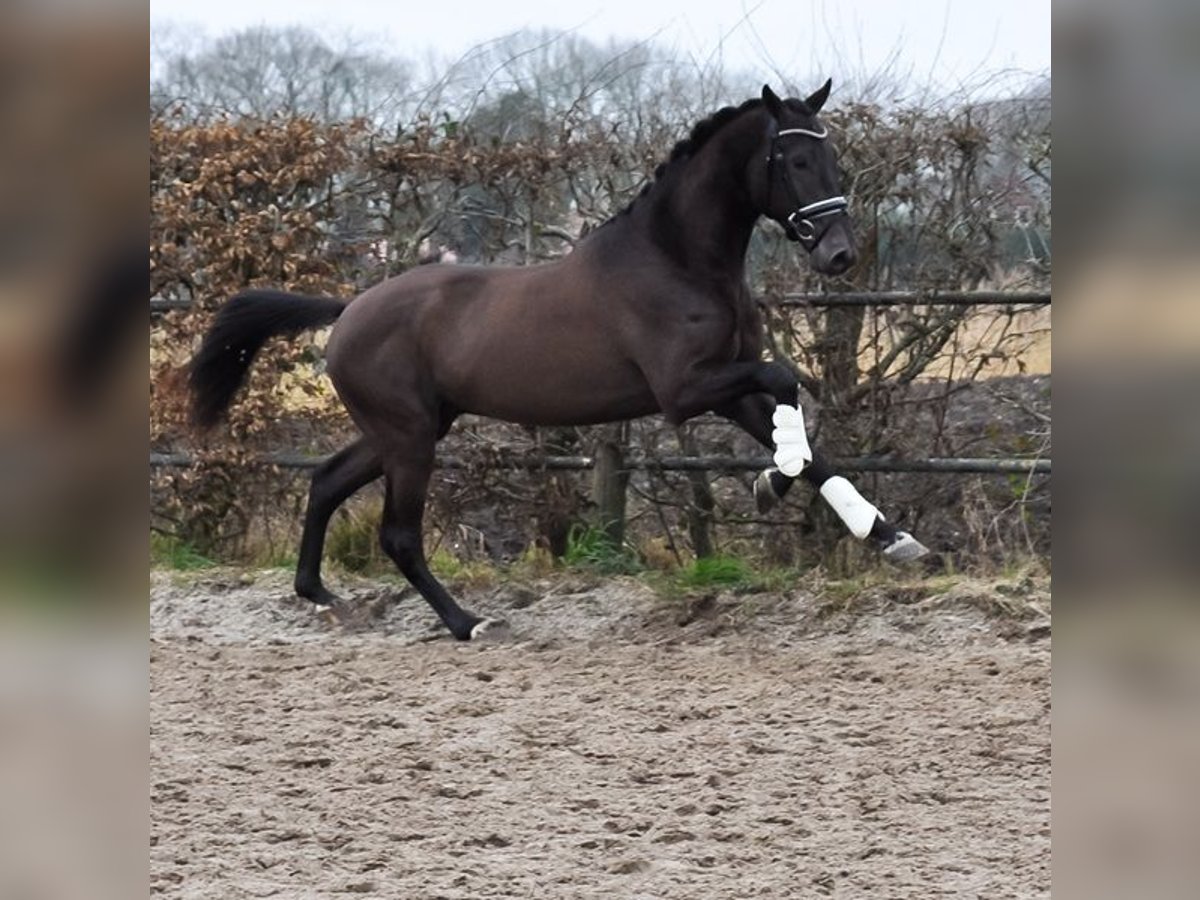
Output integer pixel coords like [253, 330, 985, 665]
[151, 452, 1049, 475]
[150, 298, 193, 313]
[152, 290, 1052, 315]
[776, 290, 1051, 308]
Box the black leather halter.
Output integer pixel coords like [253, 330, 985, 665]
[766, 124, 849, 246]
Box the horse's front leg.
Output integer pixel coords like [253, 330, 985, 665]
[659, 360, 800, 424]
[661, 361, 811, 478]
[715, 392, 930, 562]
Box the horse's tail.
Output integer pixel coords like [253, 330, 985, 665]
[189, 289, 346, 429]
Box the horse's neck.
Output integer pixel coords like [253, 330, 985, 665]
[642, 128, 760, 280]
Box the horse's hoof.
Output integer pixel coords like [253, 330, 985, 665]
[753, 467, 786, 514]
[882, 531, 930, 563]
[468, 618, 511, 642]
[296, 582, 341, 608]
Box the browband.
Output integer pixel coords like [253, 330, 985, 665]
[775, 124, 828, 140]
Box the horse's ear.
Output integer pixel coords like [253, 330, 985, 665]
[761, 84, 784, 120]
[804, 78, 833, 114]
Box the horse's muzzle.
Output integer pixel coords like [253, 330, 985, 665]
[810, 219, 857, 276]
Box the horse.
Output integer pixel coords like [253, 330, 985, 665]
[189, 82, 929, 641]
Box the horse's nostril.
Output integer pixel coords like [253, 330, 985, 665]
[829, 249, 854, 272]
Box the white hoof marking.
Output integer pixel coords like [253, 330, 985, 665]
[470, 618, 510, 641]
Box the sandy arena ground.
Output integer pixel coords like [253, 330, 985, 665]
[151, 569, 1050, 899]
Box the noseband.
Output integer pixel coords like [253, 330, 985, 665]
[767, 124, 848, 246]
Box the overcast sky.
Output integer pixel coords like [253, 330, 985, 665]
[151, 0, 1050, 98]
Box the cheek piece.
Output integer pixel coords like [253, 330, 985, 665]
[766, 124, 849, 246]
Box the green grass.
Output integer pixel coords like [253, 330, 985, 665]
[562, 523, 642, 575]
[637, 553, 806, 601]
[676, 555, 753, 589]
[150, 533, 216, 570]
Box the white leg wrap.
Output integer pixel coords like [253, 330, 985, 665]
[771, 404, 812, 477]
[818, 475, 881, 540]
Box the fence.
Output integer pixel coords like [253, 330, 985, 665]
[777, 290, 1050, 308]
[148, 290, 1053, 316]
[150, 288, 1052, 482]
[151, 288, 1050, 556]
[149, 451, 1049, 475]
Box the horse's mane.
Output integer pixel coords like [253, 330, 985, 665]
[603, 97, 766, 224]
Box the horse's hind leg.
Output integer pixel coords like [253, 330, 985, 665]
[294, 438, 383, 606]
[377, 436, 494, 641]
[718, 394, 928, 561]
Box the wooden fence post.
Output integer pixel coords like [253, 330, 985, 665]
[678, 427, 715, 558]
[590, 424, 629, 546]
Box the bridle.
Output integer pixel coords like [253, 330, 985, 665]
[766, 123, 849, 246]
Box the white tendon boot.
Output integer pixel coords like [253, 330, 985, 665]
[771, 404, 812, 477]
[769, 402, 929, 562]
[819, 476, 931, 562]
[818, 475, 881, 539]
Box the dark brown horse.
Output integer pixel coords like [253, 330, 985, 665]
[190, 83, 928, 641]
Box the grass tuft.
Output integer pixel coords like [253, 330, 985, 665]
[563, 524, 642, 575]
[151, 533, 216, 571]
[676, 555, 753, 589]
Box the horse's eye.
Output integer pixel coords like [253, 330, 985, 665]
[790, 157, 808, 170]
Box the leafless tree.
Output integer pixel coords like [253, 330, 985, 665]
[151, 26, 415, 127]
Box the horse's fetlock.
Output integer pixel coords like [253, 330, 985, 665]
[294, 575, 333, 606]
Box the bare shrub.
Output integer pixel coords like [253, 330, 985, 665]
[151, 59, 1049, 568]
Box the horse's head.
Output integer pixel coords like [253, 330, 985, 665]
[753, 82, 857, 277]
